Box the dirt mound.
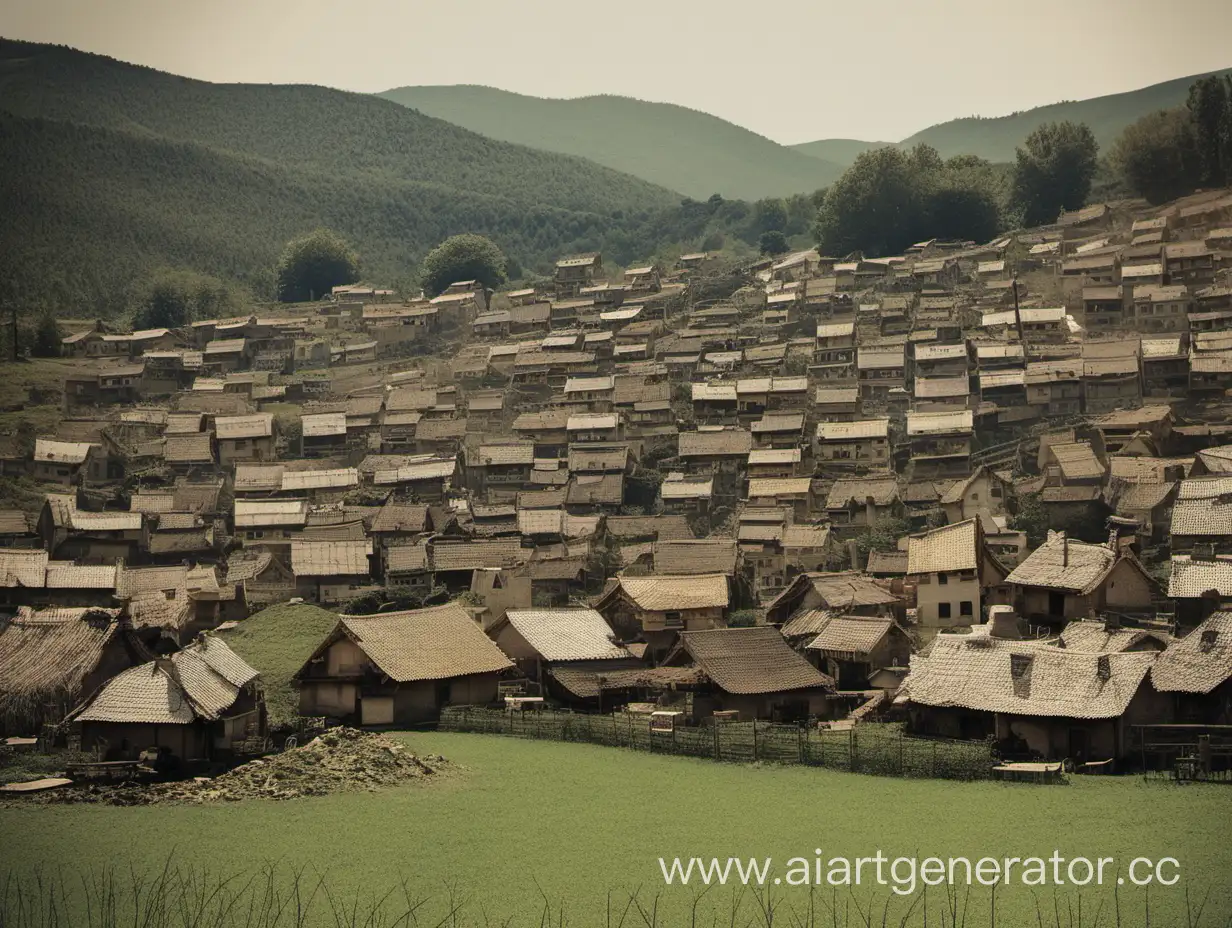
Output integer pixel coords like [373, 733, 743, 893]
[24, 728, 448, 805]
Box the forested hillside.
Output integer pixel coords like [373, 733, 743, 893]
[379, 85, 843, 201]
[0, 40, 697, 310]
[794, 68, 1232, 166]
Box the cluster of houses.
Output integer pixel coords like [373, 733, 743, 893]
[3, 190, 1232, 772]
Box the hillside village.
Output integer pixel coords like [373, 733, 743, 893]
[5, 186, 1232, 784]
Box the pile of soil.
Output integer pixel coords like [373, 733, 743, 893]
[20, 728, 448, 805]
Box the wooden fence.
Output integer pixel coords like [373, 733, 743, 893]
[439, 708, 995, 781]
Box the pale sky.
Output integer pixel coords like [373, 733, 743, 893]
[3, 0, 1230, 143]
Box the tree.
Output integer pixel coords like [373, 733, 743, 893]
[1112, 108, 1201, 205]
[1009, 122, 1099, 227]
[32, 311, 62, 357]
[133, 269, 240, 330]
[275, 228, 360, 303]
[419, 234, 508, 297]
[758, 230, 789, 256]
[813, 145, 1002, 257]
[1187, 75, 1232, 186]
[751, 198, 788, 235]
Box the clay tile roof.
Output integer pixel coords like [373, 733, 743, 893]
[808, 571, 900, 609]
[371, 502, 430, 534]
[653, 540, 737, 576]
[907, 520, 978, 575]
[290, 540, 371, 577]
[432, 538, 526, 571]
[1048, 442, 1106, 480]
[807, 616, 895, 656]
[214, 414, 273, 440]
[1060, 621, 1170, 653]
[904, 635, 1154, 719]
[163, 433, 215, 463]
[1151, 613, 1232, 694]
[567, 473, 623, 506]
[1168, 555, 1232, 598]
[678, 430, 753, 456]
[1006, 533, 1116, 593]
[476, 443, 535, 466]
[678, 626, 835, 695]
[825, 476, 900, 509]
[613, 573, 729, 611]
[502, 609, 630, 661]
[45, 562, 118, 589]
[332, 604, 514, 682]
[0, 548, 50, 588]
[604, 514, 692, 541]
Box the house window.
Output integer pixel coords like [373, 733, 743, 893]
[938, 573, 948, 585]
[960, 601, 973, 617]
[938, 603, 952, 619]
[663, 611, 683, 629]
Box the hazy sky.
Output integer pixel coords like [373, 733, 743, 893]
[3, 0, 1231, 143]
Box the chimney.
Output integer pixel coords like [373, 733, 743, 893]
[1061, 532, 1069, 568]
[988, 605, 1023, 640]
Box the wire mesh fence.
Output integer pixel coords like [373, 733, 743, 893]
[439, 708, 994, 781]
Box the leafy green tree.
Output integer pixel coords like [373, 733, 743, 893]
[751, 198, 788, 234]
[758, 230, 789, 256]
[275, 228, 359, 303]
[32, 311, 61, 357]
[419, 234, 508, 297]
[133, 269, 240, 329]
[1112, 108, 1201, 205]
[1009, 122, 1099, 227]
[813, 145, 1001, 257]
[1187, 75, 1232, 186]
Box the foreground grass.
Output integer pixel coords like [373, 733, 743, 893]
[1, 733, 1229, 926]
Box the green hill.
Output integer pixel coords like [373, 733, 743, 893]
[378, 85, 844, 201]
[0, 40, 684, 307]
[793, 68, 1232, 166]
[789, 138, 893, 166]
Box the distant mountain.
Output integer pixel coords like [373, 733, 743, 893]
[378, 85, 844, 201]
[0, 40, 683, 306]
[789, 138, 893, 167]
[792, 68, 1232, 167]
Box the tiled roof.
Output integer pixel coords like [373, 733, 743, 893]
[234, 498, 308, 528]
[333, 604, 514, 682]
[371, 502, 430, 534]
[566, 473, 624, 506]
[1005, 533, 1116, 594]
[904, 635, 1154, 719]
[1151, 613, 1232, 695]
[214, 414, 273, 440]
[807, 616, 895, 655]
[45, 563, 118, 589]
[751, 412, 805, 434]
[501, 609, 630, 661]
[164, 433, 214, 463]
[825, 476, 900, 509]
[1171, 499, 1232, 537]
[659, 477, 713, 500]
[808, 571, 900, 609]
[612, 573, 729, 611]
[1168, 555, 1232, 598]
[475, 443, 535, 466]
[290, 540, 371, 577]
[678, 627, 834, 695]
[281, 468, 359, 492]
[432, 538, 526, 571]
[33, 439, 94, 464]
[604, 515, 693, 541]
[907, 519, 978, 575]
[1048, 442, 1105, 481]
[817, 419, 889, 441]
[301, 413, 347, 438]
[0, 549, 50, 588]
[678, 430, 753, 456]
[906, 410, 974, 435]
[748, 477, 813, 498]
[1059, 621, 1170, 653]
[653, 540, 737, 576]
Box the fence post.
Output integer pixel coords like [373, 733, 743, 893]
[798, 726, 805, 764]
[714, 723, 721, 761]
[752, 719, 759, 761]
[899, 732, 905, 775]
[849, 726, 856, 773]
[932, 740, 937, 778]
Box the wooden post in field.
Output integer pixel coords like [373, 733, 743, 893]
[714, 723, 721, 761]
[752, 719, 758, 761]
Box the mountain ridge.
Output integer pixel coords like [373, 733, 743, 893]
[378, 84, 844, 201]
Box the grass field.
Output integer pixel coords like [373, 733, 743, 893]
[2, 733, 1230, 926]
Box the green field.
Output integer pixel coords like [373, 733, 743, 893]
[2, 733, 1230, 926]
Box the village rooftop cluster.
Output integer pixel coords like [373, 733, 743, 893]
[3, 188, 1232, 775]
